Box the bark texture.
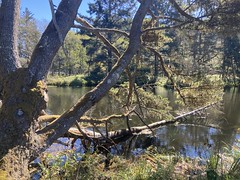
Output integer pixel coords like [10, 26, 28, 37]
[0, 0, 21, 75]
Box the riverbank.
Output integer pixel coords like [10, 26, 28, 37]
[47, 74, 238, 89]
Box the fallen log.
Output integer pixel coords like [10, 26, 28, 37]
[65, 102, 220, 144]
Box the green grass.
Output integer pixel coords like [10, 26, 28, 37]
[47, 75, 86, 87]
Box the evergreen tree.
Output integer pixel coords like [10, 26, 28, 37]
[82, 0, 137, 73]
[18, 8, 40, 66]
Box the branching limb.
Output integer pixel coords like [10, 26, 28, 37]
[36, 1, 153, 148]
[49, 0, 64, 45]
[72, 24, 129, 38]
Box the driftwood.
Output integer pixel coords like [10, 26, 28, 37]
[64, 102, 219, 145]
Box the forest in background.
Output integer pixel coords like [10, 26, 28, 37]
[19, 1, 240, 88]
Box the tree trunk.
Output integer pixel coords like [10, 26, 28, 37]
[0, 69, 47, 178]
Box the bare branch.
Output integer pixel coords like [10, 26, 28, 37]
[75, 17, 121, 58]
[38, 108, 135, 125]
[142, 21, 191, 34]
[169, 0, 203, 22]
[72, 24, 129, 38]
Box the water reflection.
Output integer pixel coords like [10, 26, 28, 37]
[47, 86, 240, 158]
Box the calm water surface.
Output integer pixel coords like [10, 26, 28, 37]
[47, 86, 240, 158]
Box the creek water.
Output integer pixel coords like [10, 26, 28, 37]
[46, 86, 240, 158]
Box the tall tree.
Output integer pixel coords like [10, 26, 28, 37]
[84, 0, 137, 72]
[223, 36, 240, 85]
[18, 8, 41, 66]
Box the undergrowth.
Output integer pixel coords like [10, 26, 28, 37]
[35, 140, 240, 180]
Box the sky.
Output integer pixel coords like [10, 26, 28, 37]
[20, 0, 92, 21]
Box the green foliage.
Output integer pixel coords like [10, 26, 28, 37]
[84, 63, 105, 86]
[51, 31, 88, 76]
[110, 84, 172, 123]
[135, 67, 151, 86]
[206, 141, 240, 180]
[37, 142, 240, 180]
[175, 75, 224, 107]
[38, 149, 178, 180]
[39, 151, 80, 179]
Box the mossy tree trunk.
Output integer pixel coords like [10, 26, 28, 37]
[0, 0, 152, 179]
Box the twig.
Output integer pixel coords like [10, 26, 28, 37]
[75, 17, 121, 58]
[75, 121, 95, 146]
[72, 24, 129, 38]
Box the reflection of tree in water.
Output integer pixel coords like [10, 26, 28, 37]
[223, 88, 240, 127]
[218, 88, 240, 150]
[47, 87, 240, 157]
[47, 87, 90, 114]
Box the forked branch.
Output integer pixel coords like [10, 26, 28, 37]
[37, 1, 153, 148]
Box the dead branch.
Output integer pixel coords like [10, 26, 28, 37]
[75, 17, 121, 58]
[37, 1, 152, 146]
[65, 102, 219, 144]
[38, 108, 135, 126]
[72, 24, 129, 38]
[146, 46, 186, 103]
